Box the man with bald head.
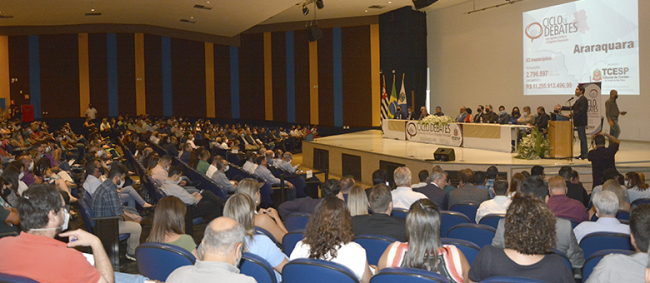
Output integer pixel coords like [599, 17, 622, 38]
[166, 217, 256, 283]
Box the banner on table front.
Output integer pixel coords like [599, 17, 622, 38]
[583, 82, 602, 135]
[405, 121, 463, 147]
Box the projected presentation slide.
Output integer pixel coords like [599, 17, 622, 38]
[523, 0, 639, 95]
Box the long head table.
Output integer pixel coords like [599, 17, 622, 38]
[382, 119, 530, 153]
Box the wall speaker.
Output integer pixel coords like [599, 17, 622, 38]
[434, 147, 455, 161]
[306, 26, 323, 42]
[412, 0, 438, 10]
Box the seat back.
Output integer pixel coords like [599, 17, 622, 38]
[354, 235, 397, 266]
[478, 276, 548, 283]
[255, 227, 279, 246]
[478, 214, 505, 229]
[370, 267, 451, 283]
[547, 248, 572, 269]
[142, 176, 160, 204]
[135, 242, 197, 282]
[440, 211, 471, 238]
[282, 258, 359, 283]
[78, 196, 96, 232]
[284, 213, 311, 231]
[0, 273, 39, 283]
[240, 252, 278, 283]
[391, 208, 409, 218]
[440, 238, 481, 266]
[447, 223, 496, 248]
[282, 230, 305, 257]
[580, 232, 633, 259]
[583, 249, 635, 281]
[616, 210, 630, 221]
[449, 203, 480, 223]
[631, 198, 650, 208]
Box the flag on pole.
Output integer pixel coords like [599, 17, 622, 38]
[398, 73, 407, 117]
[388, 74, 398, 117]
[380, 75, 391, 121]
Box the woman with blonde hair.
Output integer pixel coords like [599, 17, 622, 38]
[223, 193, 288, 282]
[347, 186, 368, 217]
[147, 196, 199, 258]
[236, 178, 288, 242]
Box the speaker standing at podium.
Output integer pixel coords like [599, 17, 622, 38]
[557, 86, 588, 159]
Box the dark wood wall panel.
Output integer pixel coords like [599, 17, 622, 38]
[342, 26, 372, 127]
[144, 34, 163, 117]
[116, 33, 137, 117]
[171, 38, 206, 118]
[271, 32, 287, 122]
[238, 34, 265, 121]
[8, 36, 30, 106]
[39, 34, 80, 118]
[88, 33, 109, 117]
[317, 29, 334, 126]
[213, 44, 231, 119]
[293, 30, 311, 125]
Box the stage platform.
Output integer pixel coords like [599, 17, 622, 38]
[302, 130, 650, 190]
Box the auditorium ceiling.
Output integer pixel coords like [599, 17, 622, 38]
[0, 0, 466, 37]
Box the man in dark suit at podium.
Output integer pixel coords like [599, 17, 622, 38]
[558, 85, 588, 159]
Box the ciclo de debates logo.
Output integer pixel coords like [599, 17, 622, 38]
[525, 14, 580, 42]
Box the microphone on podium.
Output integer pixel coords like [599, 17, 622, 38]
[566, 97, 575, 103]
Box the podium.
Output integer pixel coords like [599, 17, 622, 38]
[548, 120, 572, 158]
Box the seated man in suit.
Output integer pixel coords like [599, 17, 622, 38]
[414, 170, 449, 210]
[587, 204, 650, 282]
[492, 176, 585, 270]
[449, 168, 490, 208]
[278, 179, 343, 219]
[352, 184, 407, 242]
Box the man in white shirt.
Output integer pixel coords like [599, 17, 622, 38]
[475, 179, 511, 223]
[150, 156, 172, 188]
[277, 152, 299, 173]
[574, 191, 630, 243]
[411, 170, 429, 189]
[242, 152, 258, 174]
[206, 157, 219, 179]
[85, 104, 97, 120]
[390, 167, 427, 210]
[82, 159, 104, 195]
[586, 203, 650, 283]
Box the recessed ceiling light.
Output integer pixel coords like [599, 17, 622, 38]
[365, 10, 368, 12]
[389, 1, 392, 3]
[91, 8, 95, 12]
[191, 16, 194, 19]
